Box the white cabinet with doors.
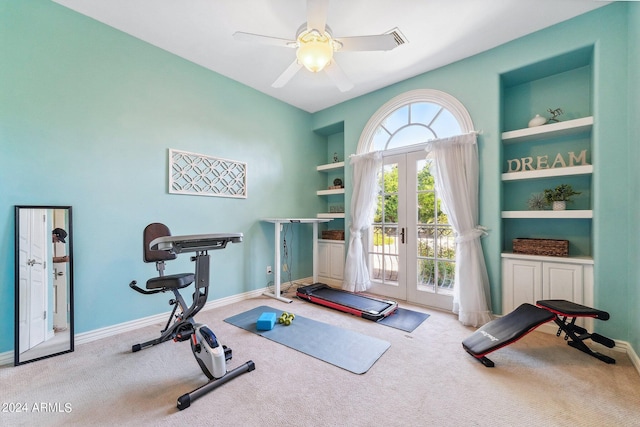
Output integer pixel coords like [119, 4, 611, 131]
[316, 161, 345, 286]
[500, 50, 596, 326]
[313, 122, 346, 287]
[502, 253, 594, 329]
[318, 239, 344, 286]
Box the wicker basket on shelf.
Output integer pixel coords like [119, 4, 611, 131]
[512, 238, 568, 257]
[321, 230, 345, 241]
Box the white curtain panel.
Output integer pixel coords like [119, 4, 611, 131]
[343, 151, 382, 292]
[426, 133, 492, 327]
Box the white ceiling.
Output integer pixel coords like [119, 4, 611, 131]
[52, 0, 609, 113]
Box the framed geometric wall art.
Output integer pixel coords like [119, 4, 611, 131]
[169, 149, 247, 199]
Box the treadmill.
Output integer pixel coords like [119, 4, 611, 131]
[296, 283, 398, 321]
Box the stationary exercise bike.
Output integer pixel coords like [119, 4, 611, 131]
[129, 223, 255, 410]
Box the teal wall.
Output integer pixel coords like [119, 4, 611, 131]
[0, 0, 322, 352]
[628, 4, 640, 355]
[314, 4, 637, 342]
[2, 1, 638, 357]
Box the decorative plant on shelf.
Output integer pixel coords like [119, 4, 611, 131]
[527, 193, 547, 211]
[543, 184, 581, 211]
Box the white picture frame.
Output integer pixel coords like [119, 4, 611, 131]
[169, 149, 247, 199]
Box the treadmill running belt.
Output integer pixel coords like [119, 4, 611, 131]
[310, 287, 390, 313]
[297, 283, 398, 321]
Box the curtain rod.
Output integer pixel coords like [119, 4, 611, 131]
[349, 130, 482, 159]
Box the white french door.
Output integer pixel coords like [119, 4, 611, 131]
[368, 150, 454, 310]
[19, 208, 48, 352]
[368, 153, 407, 300]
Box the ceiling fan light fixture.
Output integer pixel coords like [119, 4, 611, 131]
[296, 29, 334, 73]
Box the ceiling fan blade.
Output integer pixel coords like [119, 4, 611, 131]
[324, 61, 354, 92]
[233, 31, 296, 48]
[306, 0, 328, 32]
[272, 60, 303, 88]
[337, 34, 398, 52]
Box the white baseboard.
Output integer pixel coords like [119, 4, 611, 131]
[0, 288, 266, 366]
[75, 288, 266, 346]
[288, 276, 340, 288]
[315, 276, 343, 288]
[0, 350, 12, 366]
[615, 340, 640, 373]
[4, 288, 640, 378]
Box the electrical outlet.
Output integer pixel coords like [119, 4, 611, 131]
[266, 266, 272, 274]
[282, 263, 288, 272]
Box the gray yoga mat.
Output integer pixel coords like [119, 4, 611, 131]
[224, 306, 390, 374]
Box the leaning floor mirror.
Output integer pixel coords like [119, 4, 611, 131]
[15, 206, 74, 365]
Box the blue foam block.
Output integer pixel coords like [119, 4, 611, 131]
[257, 312, 277, 331]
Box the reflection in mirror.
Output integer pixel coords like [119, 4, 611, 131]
[15, 206, 74, 365]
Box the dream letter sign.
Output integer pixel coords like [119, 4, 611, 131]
[506, 150, 588, 172]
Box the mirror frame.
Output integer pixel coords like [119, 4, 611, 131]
[14, 205, 74, 365]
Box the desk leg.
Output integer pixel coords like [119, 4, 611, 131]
[263, 222, 292, 303]
[312, 222, 319, 283]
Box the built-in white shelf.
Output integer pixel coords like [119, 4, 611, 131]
[502, 116, 594, 143]
[317, 188, 345, 196]
[502, 164, 593, 181]
[501, 210, 592, 219]
[318, 213, 345, 219]
[317, 161, 344, 172]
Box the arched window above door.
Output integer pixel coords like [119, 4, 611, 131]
[350, 89, 475, 309]
[357, 89, 474, 154]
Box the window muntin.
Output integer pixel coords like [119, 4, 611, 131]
[363, 90, 471, 297]
[372, 102, 462, 151]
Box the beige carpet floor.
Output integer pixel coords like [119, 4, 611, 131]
[2, 288, 639, 427]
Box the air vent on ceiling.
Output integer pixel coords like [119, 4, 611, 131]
[386, 27, 408, 47]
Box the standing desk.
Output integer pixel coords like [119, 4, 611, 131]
[261, 218, 332, 303]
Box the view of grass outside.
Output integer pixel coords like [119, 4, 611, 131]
[366, 98, 463, 296]
[371, 159, 455, 293]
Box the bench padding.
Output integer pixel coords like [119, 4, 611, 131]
[536, 299, 609, 320]
[462, 299, 615, 367]
[462, 303, 555, 357]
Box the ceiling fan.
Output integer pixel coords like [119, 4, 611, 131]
[232, 0, 403, 92]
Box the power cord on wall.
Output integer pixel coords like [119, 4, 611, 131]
[282, 223, 294, 286]
[266, 223, 300, 296]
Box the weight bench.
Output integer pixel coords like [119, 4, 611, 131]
[462, 299, 615, 367]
